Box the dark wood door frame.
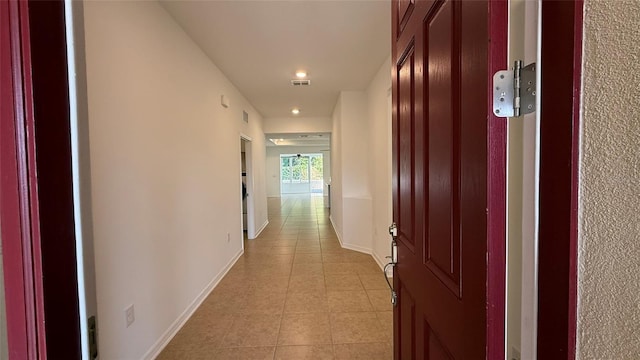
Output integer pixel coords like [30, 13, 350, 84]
[1, 0, 82, 358]
[1, 1, 47, 357]
[486, 1, 508, 358]
[28, 1, 83, 357]
[537, 1, 584, 358]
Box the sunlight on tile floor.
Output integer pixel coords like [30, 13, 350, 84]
[157, 195, 392, 360]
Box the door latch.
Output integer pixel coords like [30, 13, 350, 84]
[388, 222, 398, 238]
[387, 222, 398, 264]
[385, 222, 398, 307]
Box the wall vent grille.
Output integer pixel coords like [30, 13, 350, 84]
[290, 79, 311, 86]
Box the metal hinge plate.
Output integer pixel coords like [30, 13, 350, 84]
[89, 315, 98, 359]
[493, 61, 536, 117]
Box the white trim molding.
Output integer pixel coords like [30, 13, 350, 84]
[142, 248, 244, 360]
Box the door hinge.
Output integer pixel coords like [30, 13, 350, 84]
[88, 316, 98, 359]
[493, 60, 536, 117]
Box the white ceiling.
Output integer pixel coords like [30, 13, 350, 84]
[160, 0, 390, 119]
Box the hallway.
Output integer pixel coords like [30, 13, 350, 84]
[157, 195, 392, 359]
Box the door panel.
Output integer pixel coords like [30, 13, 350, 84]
[397, 0, 415, 36]
[425, 323, 455, 360]
[425, 0, 461, 295]
[397, 43, 416, 250]
[399, 284, 416, 359]
[392, 0, 506, 358]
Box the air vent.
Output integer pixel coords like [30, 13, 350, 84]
[290, 79, 311, 86]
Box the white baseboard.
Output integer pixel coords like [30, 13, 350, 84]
[253, 219, 269, 238]
[372, 250, 394, 277]
[329, 215, 376, 255]
[372, 251, 387, 271]
[142, 248, 244, 360]
[341, 242, 372, 255]
[329, 215, 342, 246]
[371, 252, 393, 278]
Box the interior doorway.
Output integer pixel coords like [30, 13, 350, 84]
[280, 153, 323, 195]
[240, 136, 256, 239]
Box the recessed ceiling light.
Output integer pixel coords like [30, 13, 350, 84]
[295, 71, 307, 79]
[291, 108, 300, 115]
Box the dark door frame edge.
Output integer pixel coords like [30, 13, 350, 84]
[537, 1, 584, 358]
[486, 0, 508, 359]
[1, 1, 48, 358]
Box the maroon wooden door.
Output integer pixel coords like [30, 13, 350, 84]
[391, 0, 507, 358]
[1, 1, 47, 357]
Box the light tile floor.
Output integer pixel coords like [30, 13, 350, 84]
[157, 195, 392, 360]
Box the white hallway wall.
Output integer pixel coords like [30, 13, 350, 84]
[331, 91, 372, 254]
[263, 116, 332, 134]
[367, 56, 393, 267]
[330, 57, 393, 266]
[83, 2, 267, 359]
[330, 98, 344, 244]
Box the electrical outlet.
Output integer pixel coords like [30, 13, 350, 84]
[125, 304, 135, 328]
[227, 232, 231, 242]
[510, 346, 521, 360]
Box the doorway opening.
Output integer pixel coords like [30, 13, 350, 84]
[280, 153, 323, 195]
[240, 136, 255, 239]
